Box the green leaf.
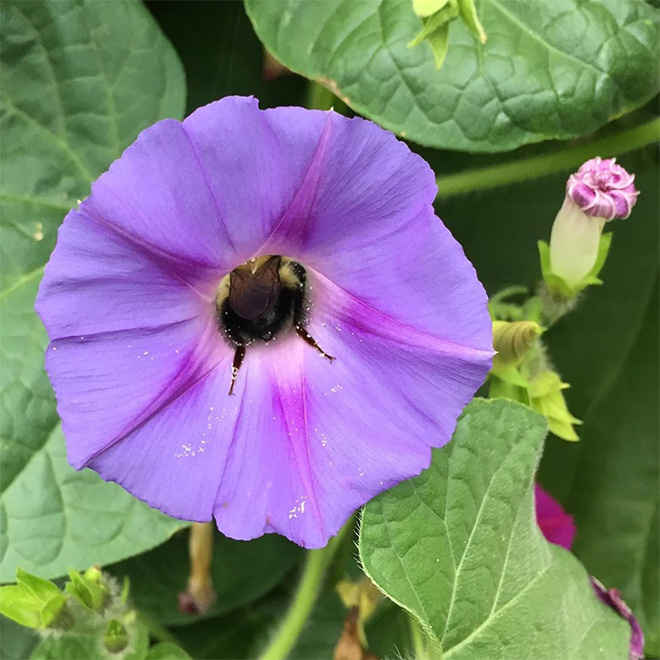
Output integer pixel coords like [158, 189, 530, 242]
[0, 570, 66, 629]
[245, 0, 659, 151]
[109, 530, 301, 626]
[359, 399, 630, 659]
[0, 615, 39, 660]
[1, 425, 185, 583]
[0, 0, 188, 582]
[144, 643, 192, 660]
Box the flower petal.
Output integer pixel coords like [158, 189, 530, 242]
[534, 484, 576, 550]
[87, 360, 239, 522]
[180, 97, 328, 261]
[82, 118, 244, 279]
[36, 209, 226, 469]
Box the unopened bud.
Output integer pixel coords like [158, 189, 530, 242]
[103, 619, 129, 655]
[544, 158, 638, 292]
[492, 321, 541, 369]
[0, 569, 68, 630]
[567, 157, 638, 221]
[65, 567, 110, 612]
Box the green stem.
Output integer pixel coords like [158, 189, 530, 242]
[137, 612, 180, 645]
[437, 117, 660, 198]
[306, 81, 337, 111]
[409, 615, 427, 659]
[408, 615, 444, 660]
[305, 80, 350, 114]
[256, 522, 352, 660]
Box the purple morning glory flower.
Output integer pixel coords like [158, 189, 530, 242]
[36, 97, 492, 548]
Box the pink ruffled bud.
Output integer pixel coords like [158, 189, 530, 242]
[567, 157, 638, 221]
[547, 157, 639, 289]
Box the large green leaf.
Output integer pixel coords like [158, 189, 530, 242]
[245, 0, 659, 152]
[359, 399, 630, 659]
[0, 0, 187, 582]
[109, 531, 301, 626]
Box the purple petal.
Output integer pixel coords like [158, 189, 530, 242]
[591, 578, 645, 660]
[87, 358, 238, 522]
[534, 484, 577, 550]
[566, 157, 639, 221]
[180, 97, 328, 262]
[36, 209, 225, 471]
[83, 118, 244, 278]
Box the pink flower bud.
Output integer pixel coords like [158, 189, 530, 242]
[567, 157, 639, 221]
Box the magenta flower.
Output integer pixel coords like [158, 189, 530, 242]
[36, 97, 492, 548]
[534, 484, 576, 550]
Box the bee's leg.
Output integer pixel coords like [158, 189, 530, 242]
[228, 344, 246, 395]
[295, 325, 335, 361]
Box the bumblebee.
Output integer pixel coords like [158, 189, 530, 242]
[216, 255, 334, 394]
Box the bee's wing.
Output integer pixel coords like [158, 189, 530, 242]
[228, 256, 282, 320]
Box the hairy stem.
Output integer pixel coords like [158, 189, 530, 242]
[409, 615, 427, 659]
[409, 615, 444, 660]
[256, 521, 353, 660]
[437, 118, 660, 198]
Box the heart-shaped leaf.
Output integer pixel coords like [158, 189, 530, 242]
[359, 399, 630, 659]
[246, 0, 659, 152]
[0, 0, 188, 581]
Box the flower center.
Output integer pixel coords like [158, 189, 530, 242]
[593, 171, 611, 189]
[215, 255, 335, 395]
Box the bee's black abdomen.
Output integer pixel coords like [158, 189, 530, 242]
[220, 288, 299, 345]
